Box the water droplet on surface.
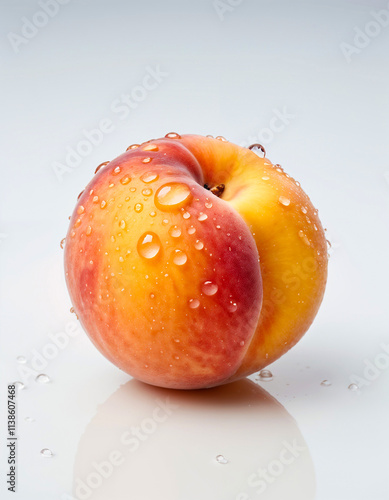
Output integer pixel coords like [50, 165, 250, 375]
[189, 298, 200, 309]
[298, 230, 311, 246]
[35, 374, 50, 384]
[17, 356, 27, 364]
[194, 240, 204, 250]
[119, 220, 126, 229]
[77, 205, 85, 215]
[262, 176, 270, 181]
[248, 143, 266, 157]
[143, 144, 159, 152]
[86, 225, 92, 236]
[149, 211, 156, 217]
[77, 190, 84, 200]
[215, 136, 227, 142]
[165, 132, 181, 139]
[142, 188, 152, 196]
[348, 383, 359, 391]
[205, 201, 213, 209]
[112, 166, 121, 175]
[137, 232, 161, 259]
[120, 176, 131, 185]
[182, 212, 190, 219]
[13, 381, 24, 391]
[216, 455, 228, 464]
[187, 226, 196, 234]
[74, 218, 81, 228]
[127, 144, 139, 150]
[321, 380, 331, 387]
[301, 206, 307, 214]
[169, 226, 181, 238]
[70, 230, 76, 238]
[142, 157, 152, 164]
[92, 195, 99, 203]
[60, 238, 66, 249]
[258, 369, 273, 381]
[239, 340, 245, 347]
[100, 200, 107, 209]
[95, 161, 109, 174]
[40, 448, 53, 458]
[228, 301, 238, 312]
[135, 203, 143, 213]
[172, 249, 187, 265]
[278, 196, 290, 207]
[202, 281, 218, 296]
[141, 172, 159, 183]
[155, 183, 192, 211]
[198, 213, 208, 221]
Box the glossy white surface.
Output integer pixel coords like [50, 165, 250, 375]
[1, 0, 388, 499]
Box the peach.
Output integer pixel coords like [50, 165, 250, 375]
[64, 134, 327, 389]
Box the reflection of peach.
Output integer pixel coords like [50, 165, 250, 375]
[65, 134, 327, 389]
[73, 380, 315, 500]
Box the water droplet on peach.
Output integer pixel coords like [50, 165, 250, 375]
[205, 201, 213, 209]
[202, 281, 218, 296]
[142, 157, 152, 164]
[137, 232, 161, 259]
[194, 240, 204, 250]
[155, 183, 192, 211]
[278, 196, 290, 207]
[112, 166, 121, 175]
[198, 213, 208, 221]
[92, 195, 99, 203]
[141, 172, 159, 183]
[95, 161, 109, 174]
[187, 226, 196, 234]
[119, 220, 126, 229]
[172, 249, 187, 266]
[189, 298, 200, 309]
[228, 301, 237, 312]
[143, 144, 159, 152]
[126, 144, 139, 150]
[120, 176, 131, 185]
[77, 205, 85, 215]
[215, 136, 227, 141]
[135, 203, 143, 213]
[142, 188, 152, 196]
[169, 226, 181, 238]
[100, 200, 107, 209]
[165, 132, 181, 139]
[86, 225, 92, 236]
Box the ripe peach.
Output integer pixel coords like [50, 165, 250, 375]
[64, 134, 327, 389]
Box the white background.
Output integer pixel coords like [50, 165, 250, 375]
[1, 0, 388, 499]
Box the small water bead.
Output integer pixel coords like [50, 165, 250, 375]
[112, 166, 121, 175]
[120, 176, 131, 185]
[321, 379, 332, 387]
[172, 249, 187, 266]
[74, 218, 81, 228]
[135, 203, 143, 213]
[143, 144, 159, 152]
[194, 240, 204, 250]
[130, 187, 137, 193]
[92, 195, 99, 203]
[301, 206, 308, 214]
[86, 225, 92, 236]
[262, 176, 270, 181]
[35, 374, 50, 384]
[70, 230, 76, 238]
[258, 369, 273, 381]
[198, 213, 208, 221]
[155, 183, 192, 211]
[142, 188, 153, 196]
[60, 238, 66, 249]
[216, 455, 229, 464]
[298, 230, 311, 246]
[40, 448, 53, 458]
[13, 381, 24, 390]
[189, 298, 200, 309]
[239, 340, 245, 347]
[100, 200, 107, 209]
[228, 301, 238, 312]
[137, 232, 161, 259]
[95, 161, 110, 174]
[169, 226, 181, 238]
[17, 355, 27, 364]
[162, 219, 169, 225]
[248, 143, 266, 157]
[205, 201, 213, 209]
[108, 183, 115, 188]
[182, 212, 191, 220]
[165, 132, 181, 139]
[119, 220, 126, 229]
[202, 281, 218, 296]
[141, 172, 159, 183]
[278, 196, 290, 207]
[348, 383, 359, 392]
[142, 157, 152, 164]
[149, 211, 156, 217]
[127, 144, 139, 150]
[77, 205, 85, 215]
[187, 226, 196, 235]
[216, 136, 227, 141]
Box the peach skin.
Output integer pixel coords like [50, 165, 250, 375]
[64, 133, 327, 389]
